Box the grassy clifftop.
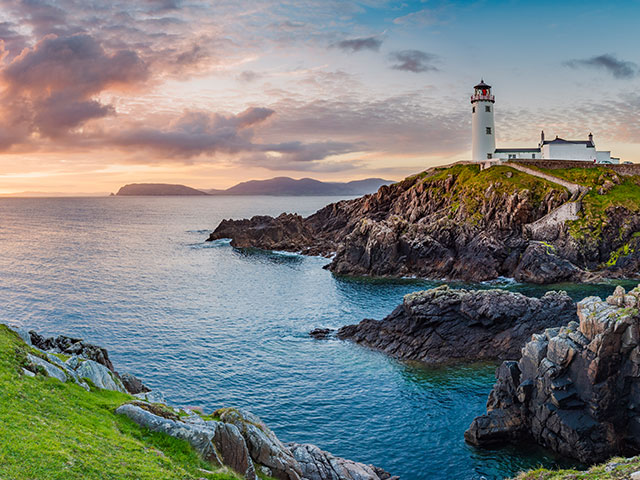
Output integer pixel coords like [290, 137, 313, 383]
[514, 456, 640, 479]
[0, 325, 239, 480]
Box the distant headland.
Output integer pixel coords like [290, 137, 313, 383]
[116, 177, 393, 196]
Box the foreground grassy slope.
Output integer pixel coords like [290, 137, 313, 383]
[0, 325, 239, 480]
[514, 456, 640, 479]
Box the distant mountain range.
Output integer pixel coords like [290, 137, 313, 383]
[116, 177, 393, 196]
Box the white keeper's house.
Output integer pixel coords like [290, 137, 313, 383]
[471, 80, 620, 164]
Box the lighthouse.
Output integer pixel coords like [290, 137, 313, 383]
[471, 79, 496, 161]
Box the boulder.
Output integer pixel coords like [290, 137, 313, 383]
[337, 285, 578, 364]
[76, 360, 126, 392]
[116, 403, 256, 480]
[216, 408, 303, 480]
[120, 372, 151, 394]
[27, 353, 67, 382]
[288, 443, 398, 480]
[466, 285, 640, 463]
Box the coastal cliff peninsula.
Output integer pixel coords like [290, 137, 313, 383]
[209, 162, 640, 284]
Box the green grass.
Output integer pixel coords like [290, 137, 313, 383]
[418, 164, 567, 224]
[513, 456, 640, 479]
[0, 325, 240, 480]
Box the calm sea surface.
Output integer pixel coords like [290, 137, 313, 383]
[0, 196, 630, 480]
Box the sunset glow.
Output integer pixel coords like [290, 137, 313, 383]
[1, 0, 639, 194]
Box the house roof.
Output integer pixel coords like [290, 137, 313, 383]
[542, 136, 594, 147]
[494, 148, 541, 153]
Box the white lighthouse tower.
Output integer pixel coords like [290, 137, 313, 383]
[471, 79, 496, 161]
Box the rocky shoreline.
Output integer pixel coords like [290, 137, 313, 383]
[208, 164, 640, 284]
[466, 285, 640, 464]
[317, 286, 578, 364]
[9, 326, 397, 480]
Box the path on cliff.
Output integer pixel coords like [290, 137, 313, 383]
[506, 162, 589, 240]
[507, 162, 587, 198]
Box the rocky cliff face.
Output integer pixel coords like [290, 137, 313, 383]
[334, 286, 578, 364]
[465, 285, 640, 464]
[209, 164, 640, 283]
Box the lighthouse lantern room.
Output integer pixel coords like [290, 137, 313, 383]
[471, 80, 496, 161]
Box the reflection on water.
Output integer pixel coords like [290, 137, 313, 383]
[0, 196, 621, 480]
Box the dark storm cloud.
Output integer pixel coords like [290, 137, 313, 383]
[389, 50, 438, 73]
[564, 54, 639, 79]
[333, 36, 382, 53]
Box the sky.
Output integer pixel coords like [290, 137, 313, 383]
[0, 0, 639, 194]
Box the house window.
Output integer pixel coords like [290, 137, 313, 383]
[472, 106, 475, 113]
[532, 154, 536, 159]
[487, 153, 492, 159]
[508, 154, 516, 159]
[485, 106, 491, 112]
[486, 127, 492, 135]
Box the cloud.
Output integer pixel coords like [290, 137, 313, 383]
[333, 36, 382, 53]
[564, 54, 639, 79]
[1, 33, 149, 139]
[389, 50, 438, 73]
[238, 70, 262, 82]
[393, 8, 438, 26]
[108, 106, 362, 171]
[110, 107, 275, 158]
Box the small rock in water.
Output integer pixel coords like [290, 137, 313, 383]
[309, 328, 334, 339]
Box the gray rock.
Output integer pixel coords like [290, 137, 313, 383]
[22, 368, 36, 377]
[76, 359, 125, 392]
[336, 285, 577, 364]
[466, 286, 640, 463]
[134, 390, 166, 404]
[288, 443, 397, 480]
[120, 372, 150, 394]
[116, 403, 257, 480]
[216, 408, 303, 480]
[27, 353, 67, 382]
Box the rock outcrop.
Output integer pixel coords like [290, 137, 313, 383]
[117, 404, 397, 480]
[335, 285, 577, 364]
[208, 163, 640, 283]
[28, 331, 115, 371]
[466, 285, 640, 464]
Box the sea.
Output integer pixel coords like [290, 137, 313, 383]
[0, 196, 630, 480]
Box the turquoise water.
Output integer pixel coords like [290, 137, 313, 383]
[0, 196, 627, 479]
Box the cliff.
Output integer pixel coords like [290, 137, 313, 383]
[208, 163, 640, 284]
[466, 285, 640, 465]
[0, 325, 396, 480]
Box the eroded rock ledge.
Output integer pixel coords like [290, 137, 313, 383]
[465, 285, 640, 464]
[335, 285, 578, 364]
[9, 325, 396, 480]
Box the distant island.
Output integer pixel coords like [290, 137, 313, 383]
[116, 177, 393, 196]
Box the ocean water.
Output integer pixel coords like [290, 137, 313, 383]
[0, 196, 627, 480]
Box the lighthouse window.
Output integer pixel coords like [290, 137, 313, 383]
[485, 106, 491, 112]
[472, 106, 475, 113]
[486, 127, 492, 135]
